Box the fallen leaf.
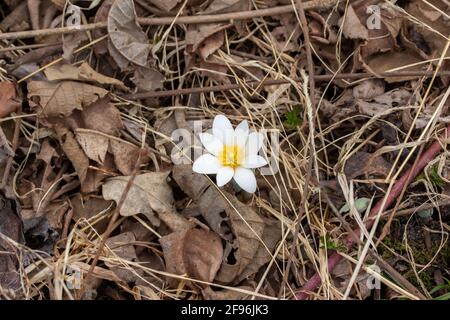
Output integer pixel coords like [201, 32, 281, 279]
[0, 82, 19, 119]
[341, 5, 368, 40]
[107, 0, 151, 67]
[344, 151, 392, 179]
[75, 130, 109, 164]
[404, 0, 450, 61]
[56, 127, 89, 183]
[362, 50, 425, 83]
[352, 79, 385, 100]
[131, 66, 164, 92]
[44, 62, 128, 91]
[81, 98, 124, 136]
[70, 194, 113, 232]
[102, 172, 174, 226]
[198, 187, 265, 283]
[105, 232, 137, 267]
[109, 139, 144, 176]
[234, 217, 281, 283]
[186, 24, 231, 60]
[28, 81, 108, 117]
[81, 155, 116, 194]
[356, 100, 390, 117]
[160, 228, 223, 283]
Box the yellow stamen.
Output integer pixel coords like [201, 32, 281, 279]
[219, 145, 242, 168]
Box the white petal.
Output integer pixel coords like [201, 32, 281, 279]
[216, 166, 234, 187]
[213, 115, 233, 142]
[233, 167, 257, 193]
[246, 131, 265, 155]
[199, 133, 223, 156]
[235, 120, 249, 133]
[242, 155, 268, 169]
[223, 129, 237, 146]
[234, 124, 249, 149]
[192, 154, 220, 174]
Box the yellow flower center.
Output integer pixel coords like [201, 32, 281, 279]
[219, 145, 242, 168]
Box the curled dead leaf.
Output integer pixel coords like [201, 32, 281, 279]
[160, 227, 223, 283]
[44, 62, 128, 91]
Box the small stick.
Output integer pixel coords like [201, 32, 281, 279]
[0, 1, 342, 40]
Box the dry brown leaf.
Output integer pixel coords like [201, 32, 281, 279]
[0, 82, 19, 119]
[186, 24, 230, 60]
[28, 81, 108, 117]
[362, 50, 424, 83]
[107, 0, 151, 67]
[198, 187, 265, 283]
[352, 79, 385, 100]
[102, 172, 174, 226]
[109, 139, 143, 176]
[160, 228, 223, 283]
[235, 217, 281, 283]
[81, 155, 116, 194]
[341, 5, 368, 40]
[71, 194, 113, 232]
[131, 66, 164, 92]
[75, 130, 109, 164]
[374, 88, 412, 107]
[74, 125, 146, 175]
[44, 63, 128, 91]
[344, 151, 392, 180]
[81, 98, 123, 136]
[356, 100, 390, 117]
[105, 232, 137, 267]
[357, 88, 412, 116]
[56, 127, 89, 183]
